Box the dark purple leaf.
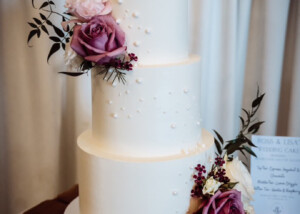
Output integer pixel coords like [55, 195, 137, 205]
[252, 93, 265, 108]
[27, 30, 38, 44]
[33, 18, 42, 25]
[53, 25, 64, 37]
[47, 43, 60, 62]
[28, 22, 37, 28]
[248, 121, 264, 134]
[41, 25, 48, 35]
[59, 72, 86, 77]
[37, 29, 41, 38]
[32, 0, 36, 8]
[46, 20, 53, 26]
[62, 43, 66, 50]
[49, 36, 61, 42]
[40, 13, 47, 20]
[39, 2, 49, 9]
[49, 1, 55, 5]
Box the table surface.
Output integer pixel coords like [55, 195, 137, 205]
[23, 185, 79, 214]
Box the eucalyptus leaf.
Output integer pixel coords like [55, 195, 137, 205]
[213, 130, 224, 144]
[214, 138, 222, 156]
[242, 145, 257, 157]
[248, 121, 265, 134]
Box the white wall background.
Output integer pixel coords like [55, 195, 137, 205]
[0, 0, 299, 213]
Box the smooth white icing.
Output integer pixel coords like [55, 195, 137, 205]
[111, 0, 188, 65]
[91, 56, 202, 158]
[78, 129, 215, 214]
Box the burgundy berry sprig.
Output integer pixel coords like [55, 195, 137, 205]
[96, 53, 139, 84]
[191, 156, 237, 198]
[191, 164, 206, 197]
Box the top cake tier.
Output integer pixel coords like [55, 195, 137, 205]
[111, 0, 188, 65]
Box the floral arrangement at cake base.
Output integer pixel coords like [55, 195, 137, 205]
[189, 89, 265, 214]
[28, 0, 138, 84]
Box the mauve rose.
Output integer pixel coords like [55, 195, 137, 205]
[196, 190, 245, 214]
[71, 15, 126, 64]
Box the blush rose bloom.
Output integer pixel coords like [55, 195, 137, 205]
[225, 157, 255, 212]
[199, 190, 245, 214]
[71, 15, 126, 64]
[65, 0, 112, 20]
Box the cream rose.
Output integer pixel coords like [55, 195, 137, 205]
[225, 157, 255, 209]
[202, 177, 222, 195]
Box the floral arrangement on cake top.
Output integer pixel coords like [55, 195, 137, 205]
[28, 0, 138, 84]
[189, 89, 265, 214]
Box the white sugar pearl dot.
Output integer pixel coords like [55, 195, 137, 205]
[202, 144, 206, 148]
[120, 107, 126, 111]
[128, 25, 133, 29]
[125, 90, 130, 94]
[133, 41, 140, 47]
[147, 50, 151, 53]
[132, 12, 139, 18]
[112, 114, 118, 119]
[116, 19, 122, 24]
[128, 114, 132, 119]
[108, 100, 113, 105]
[136, 78, 143, 84]
[139, 98, 144, 102]
[125, 9, 129, 13]
[117, 0, 123, 4]
[171, 124, 176, 129]
[196, 121, 201, 126]
[172, 191, 178, 196]
[112, 82, 118, 88]
[145, 28, 151, 34]
[184, 89, 189, 94]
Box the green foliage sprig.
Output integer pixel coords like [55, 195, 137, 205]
[214, 88, 265, 159]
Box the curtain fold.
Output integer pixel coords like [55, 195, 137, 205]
[0, 0, 299, 213]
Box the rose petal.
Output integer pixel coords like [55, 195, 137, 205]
[85, 46, 126, 63]
[71, 25, 87, 57]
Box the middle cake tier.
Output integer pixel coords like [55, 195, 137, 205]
[92, 56, 202, 157]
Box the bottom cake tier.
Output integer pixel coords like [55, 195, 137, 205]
[77, 129, 215, 214]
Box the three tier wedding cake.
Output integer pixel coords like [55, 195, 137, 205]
[76, 0, 215, 213]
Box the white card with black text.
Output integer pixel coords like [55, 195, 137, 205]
[251, 135, 300, 214]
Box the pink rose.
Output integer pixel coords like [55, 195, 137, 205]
[196, 190, 245, 214]
[65, 0, 112, 20]
[71, 15, 126, 64]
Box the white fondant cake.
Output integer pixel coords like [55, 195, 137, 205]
[77, 0, 215, 213]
